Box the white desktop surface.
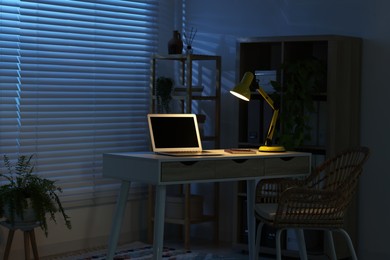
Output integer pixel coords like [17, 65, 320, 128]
[103, 149, 311, 260]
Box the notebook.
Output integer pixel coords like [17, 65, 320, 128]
[147, 114, 221, 156]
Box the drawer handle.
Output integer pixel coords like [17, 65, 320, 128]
[180, 161, 199, 166]
[232, 159, 248, 164]
[281, 157, 294, 161]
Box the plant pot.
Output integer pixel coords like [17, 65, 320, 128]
[3, 199, 38, 225]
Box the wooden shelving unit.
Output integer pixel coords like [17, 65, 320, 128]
[233, 35, 362, 258]
[150, 54, 221, 147]
[148, 54, 222, 249]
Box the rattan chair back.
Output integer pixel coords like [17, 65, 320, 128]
[254, 146, 370, 260]
[256, 146, 370, 228]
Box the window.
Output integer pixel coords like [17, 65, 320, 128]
[0, 0, 158, 207]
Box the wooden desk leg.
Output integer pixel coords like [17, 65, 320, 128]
[3, 229, 15, 260]
[107, 181, 131, 260]
[246, 180, 256, 260]
[29, 229, 39, 259]
[24, 231, 31, 260]
[152, 185, 166, 260]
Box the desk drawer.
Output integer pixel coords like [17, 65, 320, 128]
[161, 161, 215, 182]
[264, 156, 310, 176]
[215, 159, 263, 179]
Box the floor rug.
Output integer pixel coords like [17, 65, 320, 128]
[75, 245, 195, 259]
[45, 242, 250, 260]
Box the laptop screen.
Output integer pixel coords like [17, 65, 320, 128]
[147, 114, 203, 152]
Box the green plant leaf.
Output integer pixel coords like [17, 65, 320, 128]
[0, 154, 71, 236]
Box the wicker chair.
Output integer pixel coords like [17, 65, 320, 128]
[254, 146, 370, 260]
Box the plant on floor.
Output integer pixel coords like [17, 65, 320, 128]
[0, 154, 71, 236]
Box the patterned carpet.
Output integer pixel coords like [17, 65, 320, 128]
[43, 242, 250, 260]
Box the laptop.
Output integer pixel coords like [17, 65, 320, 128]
[147, 113, 221, 156]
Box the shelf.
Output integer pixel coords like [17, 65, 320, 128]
[151, 214, 216, 225]
[150, 53, 221, 147]
[153, 53, 222, 61]
[295, 145, 326, 155]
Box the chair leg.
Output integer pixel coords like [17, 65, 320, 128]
[325, 230, 337, 260]
[337, 228, 358, 260]
[255, 222, 264, 258]
[275, 229, 284, 260]
[295, 229, 308, 260]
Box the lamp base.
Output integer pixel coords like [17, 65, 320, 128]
[259, 145, 286, 152]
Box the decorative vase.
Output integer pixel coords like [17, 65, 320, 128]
[168, 30, 183, 54]
[186, 45, 193, 54]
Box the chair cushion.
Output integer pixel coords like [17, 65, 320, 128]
[255, 203, 278, 221]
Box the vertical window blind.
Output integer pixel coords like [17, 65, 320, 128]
[0, 0, 158, 207]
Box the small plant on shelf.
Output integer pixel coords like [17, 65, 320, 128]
[156, 76, 174, 113]
[0, 154, 71, 236]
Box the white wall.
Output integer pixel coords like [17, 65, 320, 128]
[0, 198, 148, 258]
[179, 0, 390, 259]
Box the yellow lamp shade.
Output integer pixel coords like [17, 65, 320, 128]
[229, 72, 254, 101]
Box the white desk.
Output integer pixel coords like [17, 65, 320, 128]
[103, 149, 311, 260]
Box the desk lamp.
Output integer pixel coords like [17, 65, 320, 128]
[230, 71, 285, 152]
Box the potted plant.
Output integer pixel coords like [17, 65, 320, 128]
[156, 76, 174, 113]
[0, 154, 71, 236]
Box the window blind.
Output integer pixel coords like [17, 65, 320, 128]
[0, 0, 158, 207]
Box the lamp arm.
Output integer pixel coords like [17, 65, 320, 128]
[256, 86, 276, 110]
[265, 109, 279, 146]
[256, 87, 278, 147]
